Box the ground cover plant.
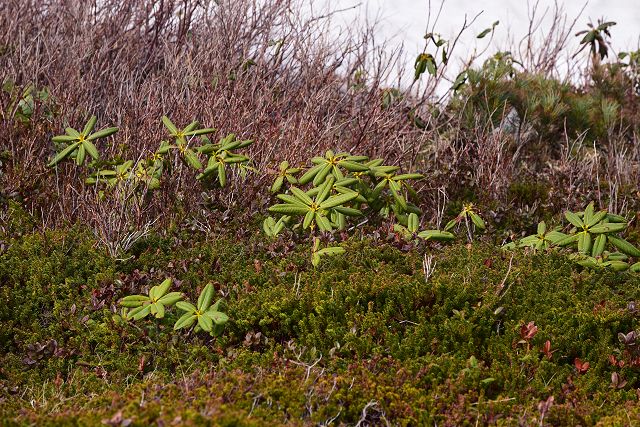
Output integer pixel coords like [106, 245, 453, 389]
[2, 230, 640, 425]
[1, 0, 640, 425]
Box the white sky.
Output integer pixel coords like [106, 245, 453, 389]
[323, 0, 640, 52]
[317, 0, 640, 85]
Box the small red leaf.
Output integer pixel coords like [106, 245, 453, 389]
[520, 321, 538, 340]
[541, 340, 554, 360]
[574, 358, 590, 374]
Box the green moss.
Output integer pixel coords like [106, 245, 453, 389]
[1, 229, 640, 425]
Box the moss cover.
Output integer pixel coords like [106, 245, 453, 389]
[0, 228, 639, 425]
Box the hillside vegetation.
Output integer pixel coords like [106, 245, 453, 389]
[1, 0, 640, 425]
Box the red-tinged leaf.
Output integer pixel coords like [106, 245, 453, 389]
[574, 358, 590, 374]
[541, 340, 554, 360]
[520, 321, 538, 340]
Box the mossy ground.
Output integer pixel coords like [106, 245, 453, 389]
[1, 228, 639, 426]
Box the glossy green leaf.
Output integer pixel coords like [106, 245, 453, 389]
[48, 141, 80, 167]
[291, 186, 314, 206]
[152, 302, 165, 318]
[577, 257, 599, 268]
[52, 135, 78, 143]
[218, 163, 226, 186]
[556, 234, 579, 247]
[298, 163, 325, 184]
[388, 185, 407, 210]
[276, 194, 308, 207]
[407, 213, 419, 233]
[589, 223, 627, 234]
[268, 204, 310, 215]
[317, 246, 345, 256]
[120, 295, 149, 308]
[319, 192, 358, 209]
[86, 127, 119, 141]
[519, 235, 540, 246]
[132, 305, 152, 320]
[303, 210, 315, 229]
[198, 313, 213, 332]
[65, 127, 80, 138]
[444, 219, 457, 232]
[183, 127, 216, 136]
[271, 176, 284, 193]
[315, 176, 335, 204]
[339, 160, 369, 172]
[155, 278, 171, 296]
[183, 149, 202, 169]
[608, 252, 629, 261]
[311, 253, 321, 267]
[583, 202, 595, 225]
[469, 212, 485, 230]
[565, 211, 584, 228]
[183, 121, 199, 133]
[82, 140, 99, 160]
[313, 163, 333, 186]
[82, 116, 97, 135]
[592, 234, 606, 257]
[586, 210, 608, 227]
[176, 301, 197, 313]
[315, 214, 333, 232]
[606, 213, 627, 223]
[162, 115, 178, 134]
[417, 230, 455, 241]
[197, 283, 215, 312]
[204, 310, 229, 325]
[196, 165, 218, 180]
[604, 260, 629, 271]
[394, 173, 424, 181]
[75, 144, 86, 165]
[537, 221, 546, 235]
[583, 232, 592, 254]
[608, 236, 640, 257]
[263, 217, 276, 234]
[577, 232, 586, 253]
[333, 206, 362, 216]
[174, 313, 197, 330]
[547, 231, 568, 243]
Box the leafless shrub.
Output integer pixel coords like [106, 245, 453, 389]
[0, 0, 436, 229]
[0, 0, 638, 239]
[85, 177, 157, 258]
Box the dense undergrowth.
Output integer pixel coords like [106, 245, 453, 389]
[2, 0, 640, 425]
[1, 227, 640, 425]
[1, 0, 639, 233]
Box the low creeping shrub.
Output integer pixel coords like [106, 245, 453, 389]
[266, 150, 424, 237]
[505, 201, 640, 272]
[119, 280, 229, 336]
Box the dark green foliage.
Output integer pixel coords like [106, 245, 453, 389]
[451, 51, 638, 151]
[2, 229, 640, 425]
[2, 4, 640, 424]
[507, 180, 550, 206]
[2, 80, 53, 124]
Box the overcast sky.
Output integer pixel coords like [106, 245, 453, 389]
[317, 0, 640, 85]
[323, 0, 640, 52]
